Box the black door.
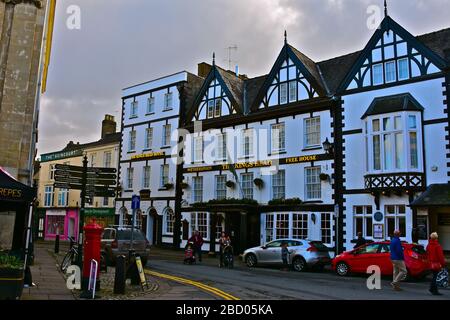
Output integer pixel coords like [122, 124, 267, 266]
[226, 213, 242, 255]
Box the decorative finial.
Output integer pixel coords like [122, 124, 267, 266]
[213, 52, 215, 66]
[284, 30, 287, 44]
[384, 0, 388, 17]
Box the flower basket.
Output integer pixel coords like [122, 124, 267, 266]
[253, 178, 264, 188]
[226, 180, 235, 188]
[180, 182, 189, 189]
[319, 173, 330, 181]
[164, 183, 174, 190]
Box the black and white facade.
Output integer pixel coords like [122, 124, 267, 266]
[118, 14, 450, 254]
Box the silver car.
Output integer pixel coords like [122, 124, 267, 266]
[243, 239, 331, 272]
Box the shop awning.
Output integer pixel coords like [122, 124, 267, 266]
[410, 184, 450, 207]
[0, 167, 36, 202]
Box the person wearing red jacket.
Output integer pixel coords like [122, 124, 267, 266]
[188, 230, 204, 262]
[426, 232, 446, 295]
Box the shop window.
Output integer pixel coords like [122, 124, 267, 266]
[265, 214, 274, 243]
[47, 215, 65, 235]
[276, 213, 289, 239]
[292, 213, 308, 240]
[321, 213, 332, 245]
[191, 212, 209, 240]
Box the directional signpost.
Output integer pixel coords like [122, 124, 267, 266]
[53, 158, 118, 281]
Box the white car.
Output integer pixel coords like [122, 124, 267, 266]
[242, 239, 332, 272]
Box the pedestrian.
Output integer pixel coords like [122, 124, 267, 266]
[426, 232, 446, 296]
[353, 232, 367, 249]
[188, 230, 204, 263]
[218, 232, 227, 268]
[281, 242, 292, 271]
[390, 230, 406, 291]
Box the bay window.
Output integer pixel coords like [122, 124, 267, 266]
[366, 112, 422, 173]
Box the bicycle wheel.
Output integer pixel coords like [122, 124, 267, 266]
[60, 250, 73, 273]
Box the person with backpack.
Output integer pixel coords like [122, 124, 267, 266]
[427, 232, 446, 296]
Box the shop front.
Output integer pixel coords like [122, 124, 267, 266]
[44, 208, 79, 241]
[0, 167, 36, 253]
[84, 208, 115, 228]
[411, 184, 450, 251]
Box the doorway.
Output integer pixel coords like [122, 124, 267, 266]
[437, 213, 450, 251]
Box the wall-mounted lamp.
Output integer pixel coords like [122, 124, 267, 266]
[322, 138, 334, 156]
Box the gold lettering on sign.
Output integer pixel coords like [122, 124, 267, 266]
[0, 188, 22, 198]
[186, 166, 213, 173]
[131, 152, 165, 160]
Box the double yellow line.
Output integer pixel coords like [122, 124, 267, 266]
[144, 269, 239, 300]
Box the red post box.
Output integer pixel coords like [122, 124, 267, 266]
[82, 220, 103, 289]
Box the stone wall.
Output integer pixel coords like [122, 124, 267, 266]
[0, 0, 47, 184]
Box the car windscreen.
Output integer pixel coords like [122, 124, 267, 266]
[309, 241, 329, 252]
[411, 245, 426, 255]
[117, 230, 145, 241]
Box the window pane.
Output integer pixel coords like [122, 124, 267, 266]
[366, 218, 373, 237]
[395, 133, 404, 169]
[394, 116, 402, 130]
[372, 48, 382, 62]
[293, 213, 308, 240]
[373, 135, 381, 170]
[372, 119, 380, 132]
[408, 115, 417, 129]
[397, 43, 407, 57]
[410, 132, 418, 169]
[265, 214, 274, 242]
[384, 45, 395, 60]
[276, 213, 289, 239]
[289, 81, 297, 102]
[385, 61, 395, 83]
[398, 58, 409, 80]
[384, 134, 392, 170]
[373, 64, 383, 85]
[355, 217, 363, 235]
[280, 83, 288, 104]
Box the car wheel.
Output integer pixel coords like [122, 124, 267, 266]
[336, 262, 350, 276]
[245, 254, 257, 267]
[292, 256, 307, 272]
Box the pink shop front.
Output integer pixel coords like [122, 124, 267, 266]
[43, 208, 79, 241]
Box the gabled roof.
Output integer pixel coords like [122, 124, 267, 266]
[186, 65, 245, 121]
[249, 43, 327, 111]
[361, 93, 424, 119]
[336, 16, 449, 93]
[410, 184, 450, 207]
[62, 132, 121, 152]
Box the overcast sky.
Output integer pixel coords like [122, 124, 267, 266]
[37, 0, 450, 156]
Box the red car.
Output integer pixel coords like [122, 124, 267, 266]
[332, 241, 431, 279]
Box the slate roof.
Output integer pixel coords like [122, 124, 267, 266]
[361, 93, 425, 119]
[410, 184, 450, 207]
[62, 132, 121, 152]
[187, 21, 450, 121]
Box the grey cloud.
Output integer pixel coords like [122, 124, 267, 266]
[38, 0, 450, 156]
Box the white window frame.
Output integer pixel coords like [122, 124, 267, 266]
[192, 176, 203, 203]
[142, 166, 151, 189]
[241, 129, 254, 158]
[57, 188, 67, 207]
[163, 208, 175, 235]
[385, 205, 407, 239]
[271, 123, 286, 154]
[397, 58, 409, 80]
[240, 173, 254, 199]
[373, 63, 384, 85]
[193, 136, 203, 163]
[164, 92, 173, 111]
[320, 213, 333, 245]
[190, 212, 209, 240]
[162, 124, 171, 147]
[127, 167, 134, 189]
[145, 127, 153, 150]
[44, 186, 53, 207]
[353, 206, 373, 239]
[366, 112, 422, 174]
[271, 170, 285, 200]
[147, 96, 155, 114]
[292, 213, 308, 240]
[215, 175, 227, 200]
[130, 101, 138, 118]
[304, 117, 321, 148]
[103, 151, 112, 168]
[160, 164, 169, 187]
[128, 130, 136, 152]
[216, 133, 227, 161]
[305, 167, 321, 200]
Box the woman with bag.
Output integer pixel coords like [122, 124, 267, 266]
[426, 232, 446, 295]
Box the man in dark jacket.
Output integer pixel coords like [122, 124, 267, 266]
[354, 232, 367, 249]
[390, 230, 406, 291]
[189, 230, 204, 262]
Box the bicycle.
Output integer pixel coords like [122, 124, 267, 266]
[60, 238, 79, 273]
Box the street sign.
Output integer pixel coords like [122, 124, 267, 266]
[86, 167, 117, 174]
[131, 195, 140, 210]
[55, 169, 117, 180]
[87, 190, 116, 198]
[54, 182, 83, 190]
[55, 164, 84, 172]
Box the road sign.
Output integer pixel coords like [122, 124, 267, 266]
[131, 195, 140, 210]
[87, 190, 116, 198]
[55, 169, 116, 180]
[86, 167, 117, 174]
[54, 182, 83, 190]
[55, 164, 84, 172]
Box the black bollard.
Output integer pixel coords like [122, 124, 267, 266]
[54, 234, 60, 254]
[114, 255, 126, 294]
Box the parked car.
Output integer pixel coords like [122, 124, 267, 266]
[243, 239, 331, 272]
[101, 226, 151, 266]
[332, 241, 431, 279]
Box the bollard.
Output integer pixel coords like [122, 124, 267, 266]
[114, 255, 126, 294]
[54, 234, 60, 254]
